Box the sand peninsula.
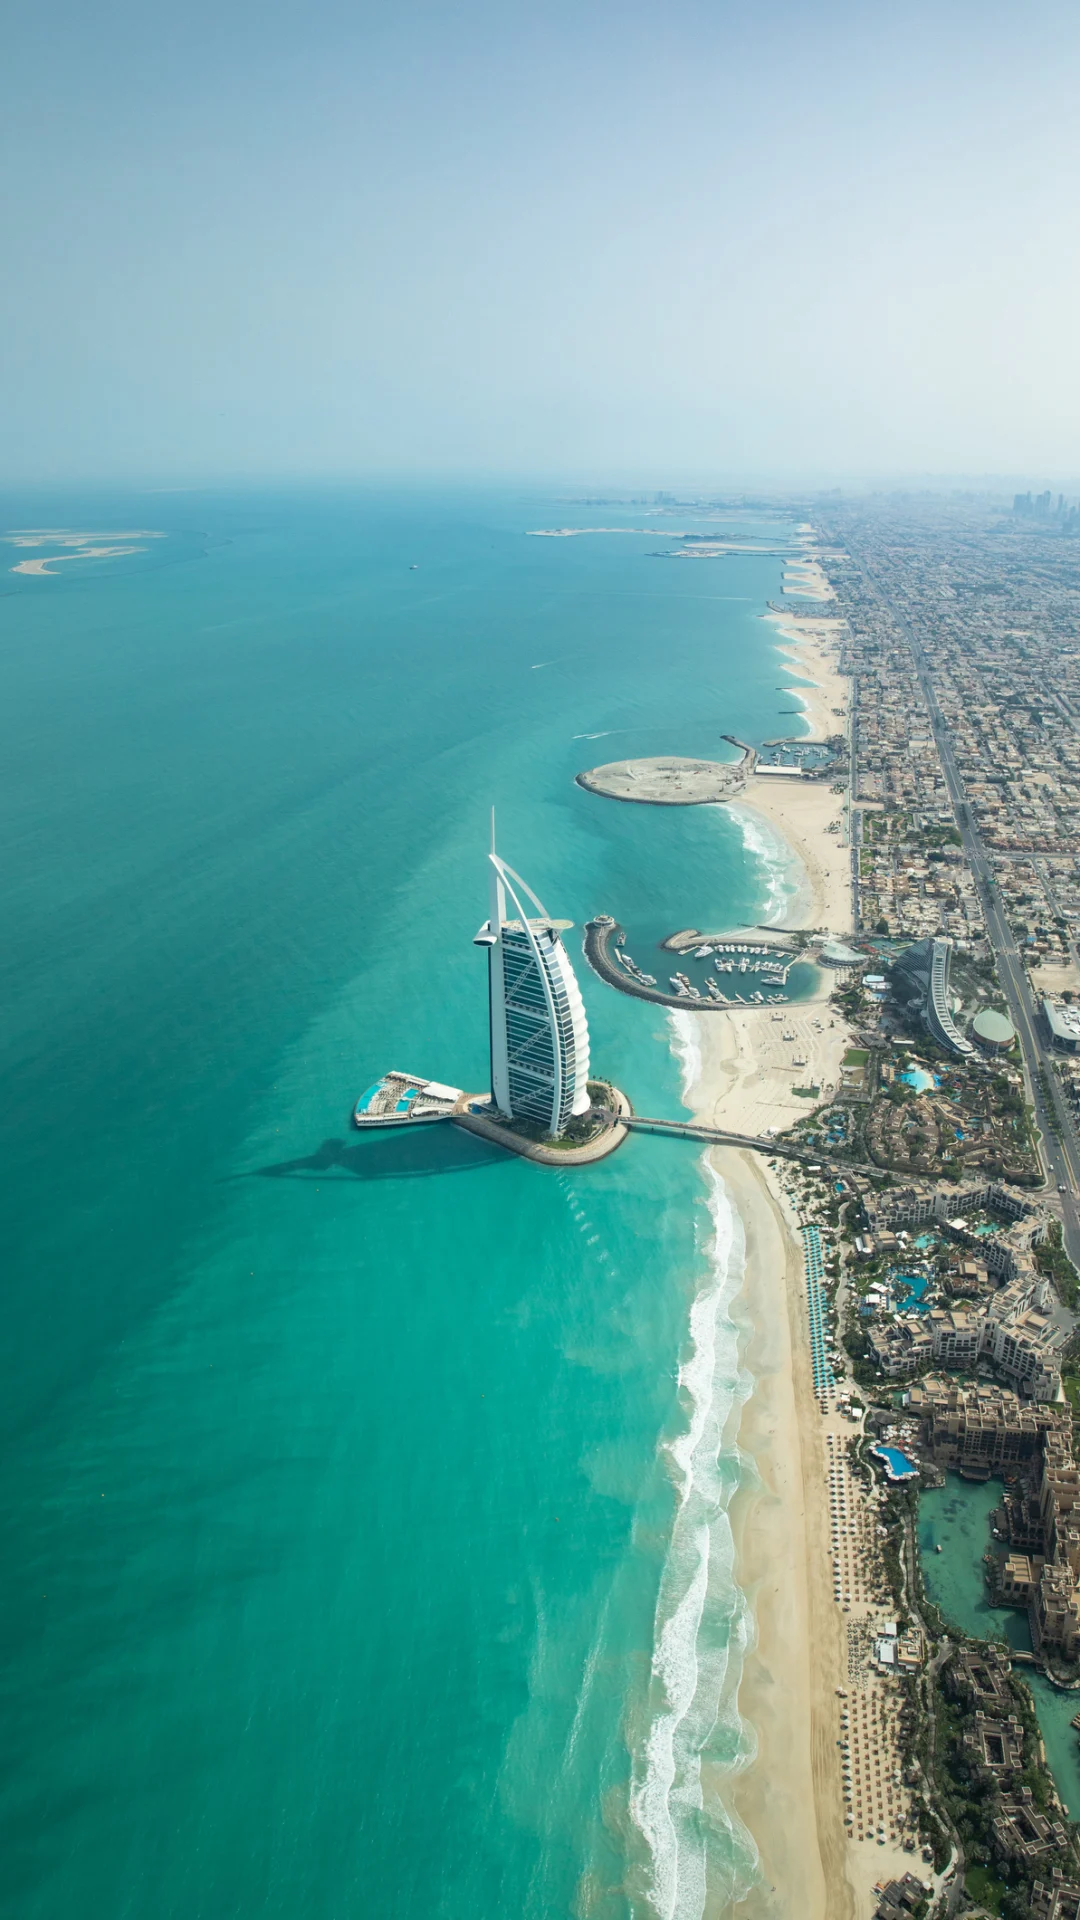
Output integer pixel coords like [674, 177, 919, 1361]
[576, 739, 754, 807]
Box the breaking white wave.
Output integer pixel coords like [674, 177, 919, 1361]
[726, 802, 808, 927]
[629, 1159, 758, 1919]
[666, 1010, 702, 1108]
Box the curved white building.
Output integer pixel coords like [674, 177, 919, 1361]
[473, 819, 591, 1135]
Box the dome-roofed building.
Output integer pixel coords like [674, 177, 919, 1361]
[820, 939, 864, 968]
[972, 1007, 1017, 1055]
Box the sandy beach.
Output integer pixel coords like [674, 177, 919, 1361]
[679, 554, 876, 1916]
[719, 1145, 849, 1920]
[764, 607, 848, 740]
[732, 778, 852, 940]
[781, 547, 836, 602]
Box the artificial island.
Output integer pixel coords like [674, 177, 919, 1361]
[353, 819, 630, 1165]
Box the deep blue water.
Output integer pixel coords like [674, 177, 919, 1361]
[0, 486, 805, 1920]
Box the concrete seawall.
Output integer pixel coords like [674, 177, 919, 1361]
[452, 1088, 631, 1166]
[584, 915, 734, 1011]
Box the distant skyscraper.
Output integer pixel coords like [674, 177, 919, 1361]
[473, 816, 591, 1134]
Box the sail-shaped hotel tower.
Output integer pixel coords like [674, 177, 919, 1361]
[473, 820, 591, 1136]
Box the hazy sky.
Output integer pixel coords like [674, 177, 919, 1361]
[3, 0, 1079, 484]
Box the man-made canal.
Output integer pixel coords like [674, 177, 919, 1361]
[919, 1474, 1080, 1816]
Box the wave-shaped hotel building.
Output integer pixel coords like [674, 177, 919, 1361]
[473, 820, 591, 1136]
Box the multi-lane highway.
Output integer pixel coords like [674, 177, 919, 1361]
[865, 576, 1080, 1267]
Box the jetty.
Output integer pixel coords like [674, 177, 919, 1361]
[584, 914, 807, 1010]
[662, 925, 802, 955]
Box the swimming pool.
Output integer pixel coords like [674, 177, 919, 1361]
[895, 1273, 932, 1314]
[872, 1446, 919, 1482]
[900, 1068, 940, 1093]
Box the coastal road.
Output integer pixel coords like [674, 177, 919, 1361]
[862, 572, 1080, 1267]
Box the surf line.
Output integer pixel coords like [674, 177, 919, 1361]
[630, 1111, 757, 1919]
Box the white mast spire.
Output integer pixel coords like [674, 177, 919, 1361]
[477, 819, 591, 1132]
[488, 807, 505, 929]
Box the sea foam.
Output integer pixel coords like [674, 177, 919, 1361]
[630, 1154, 758, 1919]
[667, 1010, 702, 1109]
[725, 802, 808, 927]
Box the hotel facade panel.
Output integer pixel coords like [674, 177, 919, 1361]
[475, 825, 591, 1136]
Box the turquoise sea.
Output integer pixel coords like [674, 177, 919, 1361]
[0, 488, 807, 1920]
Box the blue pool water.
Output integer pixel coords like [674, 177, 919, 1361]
[896, 1274, 932, 1314]
[872, 1447, 918, 1480]
[901, 1068, 939, 1093]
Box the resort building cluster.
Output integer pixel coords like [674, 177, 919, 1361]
[790, 1160, 1073, 1521]
[738, 493, 1080, 1915]
[776, 1145, 1080, 1910]
[904, 1379, 1080, 1669]
[848, 1182, 1067, 1399]
[819, 495, 1080, 1081]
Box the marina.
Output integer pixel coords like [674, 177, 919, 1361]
[586, 914, 816, 1011]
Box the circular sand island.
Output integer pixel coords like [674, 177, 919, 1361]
[576, 748, 753, 806]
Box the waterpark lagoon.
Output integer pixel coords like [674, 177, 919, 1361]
[901, 1067, 940, 1094]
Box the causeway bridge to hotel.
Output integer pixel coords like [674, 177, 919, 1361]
[619, 1112, 885, 1178]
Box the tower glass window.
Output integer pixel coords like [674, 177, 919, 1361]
[473, 821, 591, 1135]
